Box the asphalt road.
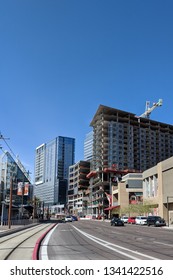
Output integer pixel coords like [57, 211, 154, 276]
[39, 220, 173, 260]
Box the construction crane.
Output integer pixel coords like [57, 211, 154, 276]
[139, 99, 163, 119]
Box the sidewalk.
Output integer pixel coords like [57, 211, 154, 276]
[0, 218, 40, 233]
[0, 225, 25, 232]
[0, 223, 39, 237]
[163, 225, 173, 230]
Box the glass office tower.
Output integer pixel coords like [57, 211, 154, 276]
[34, 136, 75, 205]
[84, 131, 93, 161]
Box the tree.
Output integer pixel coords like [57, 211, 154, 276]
[121, 203, 155, 217]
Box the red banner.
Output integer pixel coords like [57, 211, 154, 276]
[17, 182, 29, 196]
[24, 183, 29, 196]
[17, 182, 23, 196]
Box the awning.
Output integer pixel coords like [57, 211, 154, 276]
[104, 205, 120, 211]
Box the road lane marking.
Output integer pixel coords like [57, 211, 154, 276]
[59, 229, 73, 231]
[40, 224, 59, 260]
[72, 225, 160, 260]
[153, 241, 173, 247]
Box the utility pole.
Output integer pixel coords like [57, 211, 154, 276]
[21, 177, 25, 219]
[42, 201, 44, 220]
[8, 178, 13, 229]
[33, 195, 36, 219]
[45, 204, 50, 220]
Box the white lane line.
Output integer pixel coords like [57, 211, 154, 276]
[153, 241, 173, 247]
[72, 225, 160, 260]
[111, 231, 121, 234]
[40, 224, 59, 260]
[59, 229, 73, 231]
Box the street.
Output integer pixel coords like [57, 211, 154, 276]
[39, 220, 173, 260]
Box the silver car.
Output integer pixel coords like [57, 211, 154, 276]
[120, 216, 129, 223]
[65, 215, 73, 222]
[135, 216, 147, 225]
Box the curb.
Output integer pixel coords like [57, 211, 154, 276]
[32, 223, 57, 260]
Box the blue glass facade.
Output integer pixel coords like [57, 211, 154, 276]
[34, 136, 75, 205]
[84, 131, 93, 161]
[0, 151, 33, 221]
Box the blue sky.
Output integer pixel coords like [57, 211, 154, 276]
[0, 0, 173, 181]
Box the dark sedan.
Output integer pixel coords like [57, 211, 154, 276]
[147, 216, 166, 227]
[71, 215, 78, 221]
[111, 217, 124, 226]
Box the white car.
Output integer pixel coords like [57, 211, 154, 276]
[135, 216, 147, 225]
[65, 216, 73, 222]
[120, 216, 129, 223]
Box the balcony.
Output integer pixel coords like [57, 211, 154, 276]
[112, 185, 118, 192]
[76, 201, 83, 206]
[112, 201, 119, 207]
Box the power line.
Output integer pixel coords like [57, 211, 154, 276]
[0, 134, 16, 159]
[0, 132, 31, 182]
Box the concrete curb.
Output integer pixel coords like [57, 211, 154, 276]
[32, 223, 57, 260]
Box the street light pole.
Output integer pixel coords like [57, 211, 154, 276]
[1, 201, 4, 226]
[21, 178, 24, 219]
[42, 201, 44, 220]
[8, 177, 13, 229]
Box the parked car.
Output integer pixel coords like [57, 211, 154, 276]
[135, 216, 147, 225]
[111, 217, 124, 226]
[147, 216, 166, 227]
[65, 216, 73, 222]
[121, 216, 129, 223]
[127, 216, 136, 224]
[96, 215, 103, 220]
[71, 215, 78, 221]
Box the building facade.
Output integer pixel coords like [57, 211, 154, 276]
[84, 131, 93, 161]
[34, 136, 75, 206]
[34, 143, 45, 185]
[143, 156, 173, 225]
[87, 104, 173, 216]
[111, 173, 143, 217]
[0, 151, 32, 222]
[68, 160, 90, 216]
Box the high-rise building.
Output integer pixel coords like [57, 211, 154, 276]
[34, 136, 75, 205]
[91, 105, 173, 172]
[34, 143, 45, 185]
[87, 104, 173, 216]
[67, 160, 90, 216]
[84, 131, 93, 161]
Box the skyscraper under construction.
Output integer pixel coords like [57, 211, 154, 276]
[91, 104, 173, 172]
[87, 104, 173, 215]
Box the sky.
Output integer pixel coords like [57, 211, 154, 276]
[0, 0, 173, 182]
